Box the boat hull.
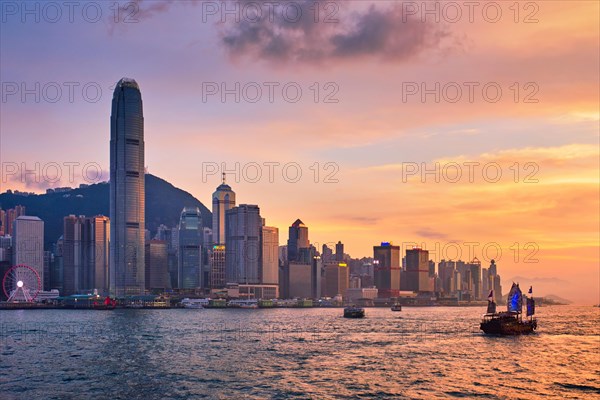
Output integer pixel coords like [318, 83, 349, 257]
[480, 317, 537, 335]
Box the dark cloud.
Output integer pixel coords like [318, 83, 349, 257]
[219, 2, 452, 64]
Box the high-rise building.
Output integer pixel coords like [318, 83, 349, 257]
[335, 241, 344, 261]
[1, 205, 26, 236]
[467, 258, 482, 300]
[145, 240, 170, 291]
[212, 174, 235, 245]
[85, 216, 110, 294]
[209, 245, 226, 289]
[62, 215, 110, 295]
[110, 78, 145, 296]
[178, 207, 203, 289]
[321, 244, 333, 262]
[288, 262, 313, 299]
[373, 242, 400, 298]
[406, 248, 432, 292]
[225, 204, 261, 284]
[323, 261, 349, 298]
[287, 219, 309, 262]
[13, 216, 44, 285]
[261, 224, 279, 285]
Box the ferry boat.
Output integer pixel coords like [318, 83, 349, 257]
[391, 302, 402, 312]
[343, 306, 365, 318]
[480, 284, 537, 335]
[228, 299, 259, 309]
[181, 298, 207, 309]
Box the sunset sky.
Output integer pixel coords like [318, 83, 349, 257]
[1, 1, 598, 303]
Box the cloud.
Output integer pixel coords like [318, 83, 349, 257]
[219, 1, 452, 64]
[414, 228, 450, 240]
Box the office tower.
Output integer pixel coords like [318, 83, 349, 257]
[84, 216, 110, 294]
[62, 215, 110, 295]
[323, 261, 349, 298]
[50, 237, 64, 293]
[110, 77, 145, 296]
[261, 224, 279, 285]
[373, 242, 400, 298]
[225, 204, 261, 284]
[438, 259, 456, 294]
[321, 244, 333, 262]
[429, 260, 436, 277]
[63, 215, 83, 295]
[493, 275, 502, 302]
[3, 205, 26, 236]
[13, 216, 44, 285]
[482, 268, 489, 296]
[467, 257, 482, 300]
[209, 245, 226, 289]
[335, 241, 344, 261]
[489, 259, 497, 276]
[288, 262, 313, 298]
[145, 240, 170, 291]
[287, 219, 309, 262]
[406, 248, 431, 292]
[212, 174, 235, 245]
[178, 207, 203, 289]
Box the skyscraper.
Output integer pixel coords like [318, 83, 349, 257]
[225, 204, 261, 284]
[406, 248, 432, 292]
[13, 216, 44, 286]
[178, 207, 203, 289]
[110, 78, 145, 296]
[212, 174, 235, 245]
[373, 242, 400, 298]
[62, 215, 110, 295]
[287, 219, 309, 262]
[261, 224, 279, 285]
[323, 261, 349, 298]
[145, 240, 170, 291]
[335, 241, 344, 261]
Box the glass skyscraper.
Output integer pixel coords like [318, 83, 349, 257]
[178, 207, 203, 289]
[212, 175, 235, 245]
[110, 78, 145, 296]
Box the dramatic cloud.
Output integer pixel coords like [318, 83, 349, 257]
[219, 1, 452, 64]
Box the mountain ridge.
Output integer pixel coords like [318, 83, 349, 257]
[0, 174, 212, 249]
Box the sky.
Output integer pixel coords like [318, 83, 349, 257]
[0, 0, 598, 303]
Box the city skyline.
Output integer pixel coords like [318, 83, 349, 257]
[1, 2, 598, 304]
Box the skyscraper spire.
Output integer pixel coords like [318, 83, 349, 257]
[222, 172, 226, 184]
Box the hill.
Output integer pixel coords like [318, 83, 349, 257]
[0, 174, 211, 249]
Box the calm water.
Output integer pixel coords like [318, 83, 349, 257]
[1, 306, 599, 399]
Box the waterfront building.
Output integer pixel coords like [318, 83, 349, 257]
[178, 207, 203, 289]
[225, 204, 261, 284]
[373, 242, 400, 298]
[212, 174, 236, 245]
[13, 216, 44, 286]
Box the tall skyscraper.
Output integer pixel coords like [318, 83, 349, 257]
[110, 78, 145, 296]
[212, 174, 236, 245]
[373, 242, 400, 298]
[13, 216, 44, 286]
[62, 215, 110, 295]
[406, 248, 432, 292]
[323, 261, 349, 298]
[178, 207, 203, 289]
[225, 204, 261, 284]
[261, 224, 279, 285]
[287, 219, 309, 262]
[335, 241, 344, 261]
[145, 240, 170, 291]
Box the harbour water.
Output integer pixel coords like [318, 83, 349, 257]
[1, 306, 598, 399]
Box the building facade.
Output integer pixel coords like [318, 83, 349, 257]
[110, 78, 145, 296]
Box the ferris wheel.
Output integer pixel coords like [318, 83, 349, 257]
[2, 265, 42, 302]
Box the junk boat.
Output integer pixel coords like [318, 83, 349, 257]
[344, 306, 365, 318]
[480, 283, 537, 335]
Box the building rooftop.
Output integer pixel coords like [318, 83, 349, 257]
[15, 216, 42, 221]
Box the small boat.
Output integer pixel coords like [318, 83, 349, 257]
[344, 306, 365, 318]
[391, 302, 402, 312]
[480, 284, 537, 335]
